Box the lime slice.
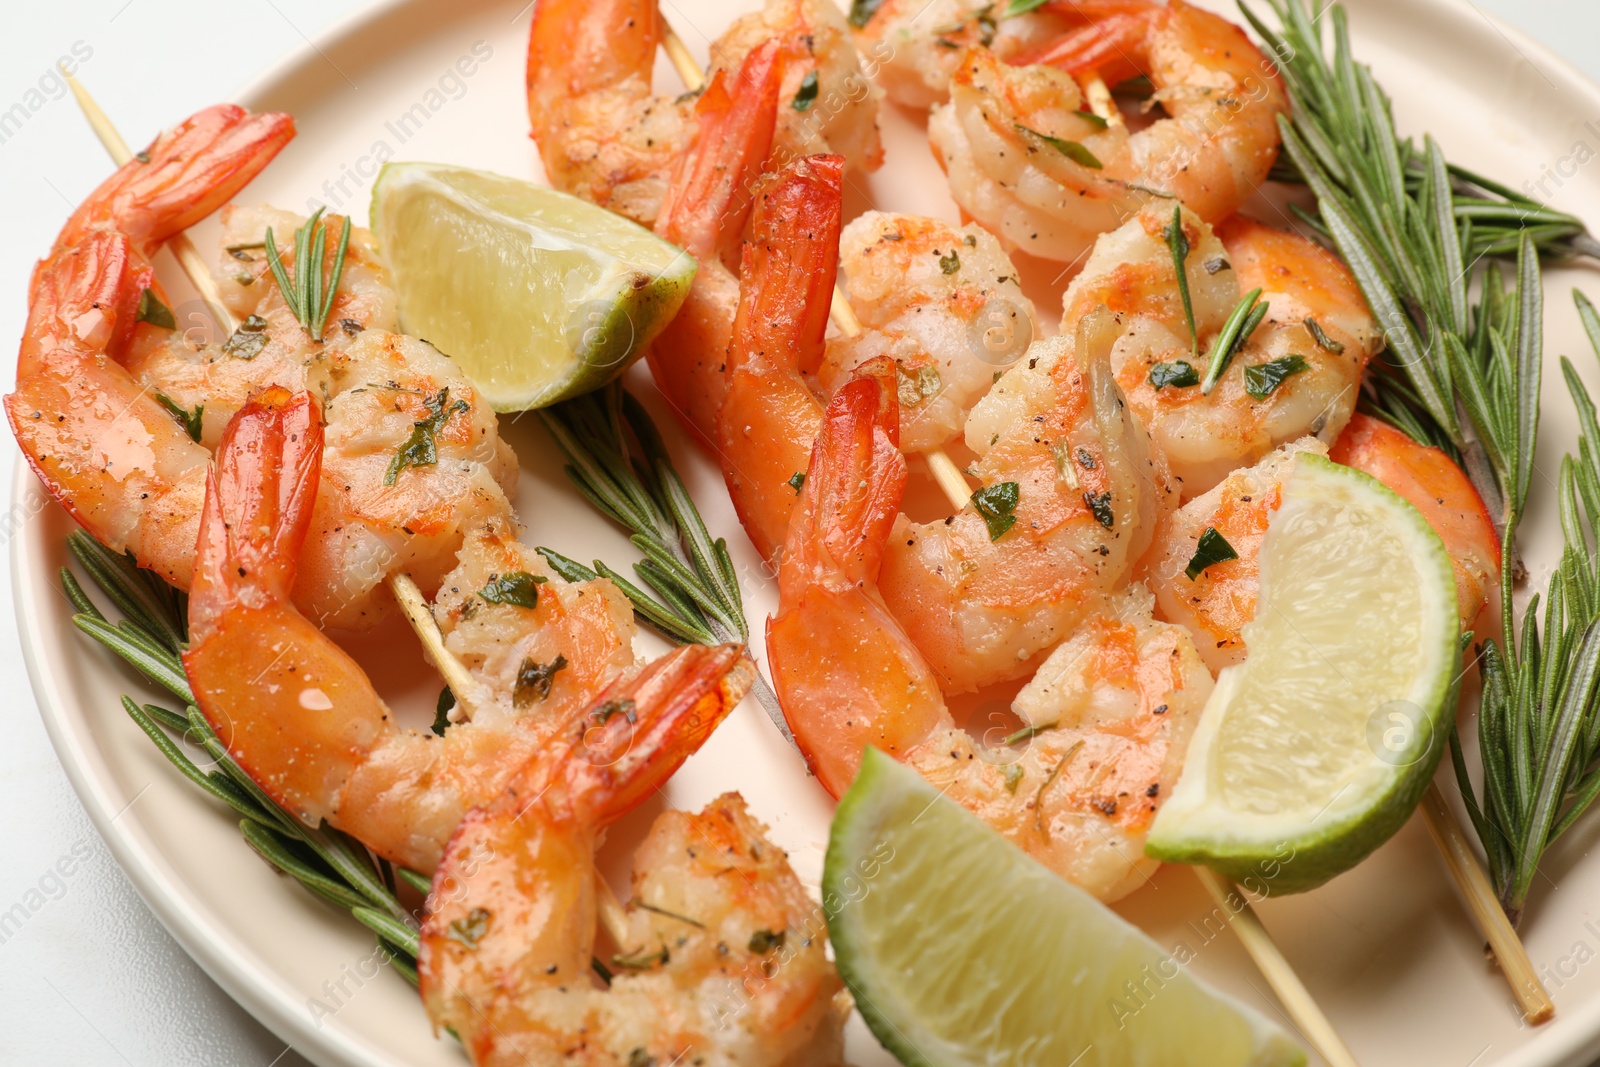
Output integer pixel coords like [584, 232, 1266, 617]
[370, 162, 696, 411]
[1146, 454, 1458, 893]
[825, 748, 1306, 1067]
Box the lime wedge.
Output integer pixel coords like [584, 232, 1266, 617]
[825, 748, 1306, 1067]
[1146, 454, 1459, 893]
[370, 162, 695, 411]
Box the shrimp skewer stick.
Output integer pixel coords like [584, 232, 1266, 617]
[63, 75, 641, 948]
[60, 68, 496, 719]
[656, 15, 978, 511]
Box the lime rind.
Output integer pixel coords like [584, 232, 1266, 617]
[1146, 454, 1459, 894]
[370, 162, 696, 412]
[826, 748, 1306, 1067]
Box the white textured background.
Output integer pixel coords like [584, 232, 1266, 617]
[0, 0, 1593, 1063]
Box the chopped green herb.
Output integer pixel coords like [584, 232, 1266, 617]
[432, 687, 456, 736]
[1244, 355, 1310, 400]
[1076, 447, 1096, 470]
[1001, 0, 1049, 16]
[135, 150, 151, 164]
[1014, 124, 1102, 169]
[225, 241, 265, 260]
[1203, 256, 1231, 275]
[972, 482, 1020, 541]
[592, 697, 638, 725]
[627, 1049, 657, 1067]
[1200, 288, 1268, 394]
[939, 249, 961, 274]
[221, 314, 270, 360]
[1003, 719, 1058, 746]
[897, 363, 943, 406]
[1083, 490, 1115, 528]
[513, 655, 567, 708]
[1148, 360, 1199, 390]
[1165, 207, 1198, 360]
[1303, 317, 1345, 354]
[634, 900, 705, 928]
[787, 472, 806, 493]
[792, 70, 819, 111]
[384, 387, 469, 486]
[748, 928, 786, 954]
[478, 571, 546, 609]
[1073, 108, 1110, 130]
[155, 393, 204, 442]
[612, 945, 669, 970]
[136, 288, 175, 330]
[848, 0, 885, 27]
[446, 907, 491, 950]
[1185, 526, 1238, 580]
[1003, 763, 1024, 793]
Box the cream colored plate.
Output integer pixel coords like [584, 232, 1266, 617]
[14, 0, 1600, 1064]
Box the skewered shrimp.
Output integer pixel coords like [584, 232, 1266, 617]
[527, 0, 880, 230]
[819, 211, 1038, 454]
[1063, 202, 1380, 497]
[420, 652, 845, 1067]
[182, 388, 644, 873]
[1141, 418, 1498, 674]
[877, 309, 1169, 693]
[926, 0, 1287, 263]
[7, 104, 292, 590]
[768, 371, 1210, 901]
[95, 198, 519, 626]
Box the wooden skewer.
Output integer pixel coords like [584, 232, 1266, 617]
[1419, 782, 1554, 1023]
[1192, 868, 1362, 1067]
[1081, 72, 1125, 130]
[63, 69, 494, 722]
[655, 18, 980, 511]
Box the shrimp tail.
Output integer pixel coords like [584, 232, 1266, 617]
[718, 154, 843, 562]
[656, 39, 786, 256]
[527, 0, 660, 125]
[187, 387, 323, 641]
[1019, 11, 1155, 81]
[62, 104, 294, 253]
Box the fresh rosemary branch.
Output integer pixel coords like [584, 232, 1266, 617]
[537, 382, 796, 745]
[60, 531, 423, 978]
[1248, 0, 1600, 923]
[264, 206, 352, 340]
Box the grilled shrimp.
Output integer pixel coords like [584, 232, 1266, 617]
[419, 652, 845, 1067]
[1063, 202, 1379, 497]
[7, 104, 291, 591]
[768, 372, 1209, 901]
[819, 211, 1038, 455]
[877, 309, 1170, 693]
[926, 0, 1287, 263]
[1141, 418, 1498, 674]
[527, 0, 880, 229]
[182, 389, 639, 874]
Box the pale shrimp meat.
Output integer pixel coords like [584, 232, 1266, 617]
[768, 371, 1210, 901]
[1063, 202, 1380, 497]
[182, 388, 637, 873]
[419, 649, 846, 1067]
[819, 211, 1038, 455]
[927, 0, 1288, 263]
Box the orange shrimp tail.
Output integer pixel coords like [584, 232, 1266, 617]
[1330, 413, 1500, 630]
[187, 387, 324, 641]
[718, 154, 843, 562]
[780, 373, 905, 596]
[61, 104, 294, 255]
[769, 373, 946, 797]
[18, 229, 150, 377]
[656, 40, 785, 256]
[1021, 8, 1156, 82]
[538, 643, 757, 827]
[527, 0, 660, 124]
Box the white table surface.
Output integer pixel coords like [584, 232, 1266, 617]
[0, 1, 1595, 1064]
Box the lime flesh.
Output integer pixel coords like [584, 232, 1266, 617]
[370, 162, 696, 411]
[825, 748, 1306, 1067]
[1146, 454, 1459, 893]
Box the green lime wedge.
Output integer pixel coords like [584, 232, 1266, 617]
[1146, 453, 1459, 893]
[370, 162, 696, 411]
[825, 748, 1306, 1067]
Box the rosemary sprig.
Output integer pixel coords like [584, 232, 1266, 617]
[264, 206, 352, 340]
[537, 383, 795, 744]
[1249, 0, 1600, 924]
[1200, 287, 1267, 394]
[1165, 206, 1199, 361]
[60, 532, 423, 975]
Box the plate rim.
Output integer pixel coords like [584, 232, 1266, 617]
[15, 1, 1600, 1065]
